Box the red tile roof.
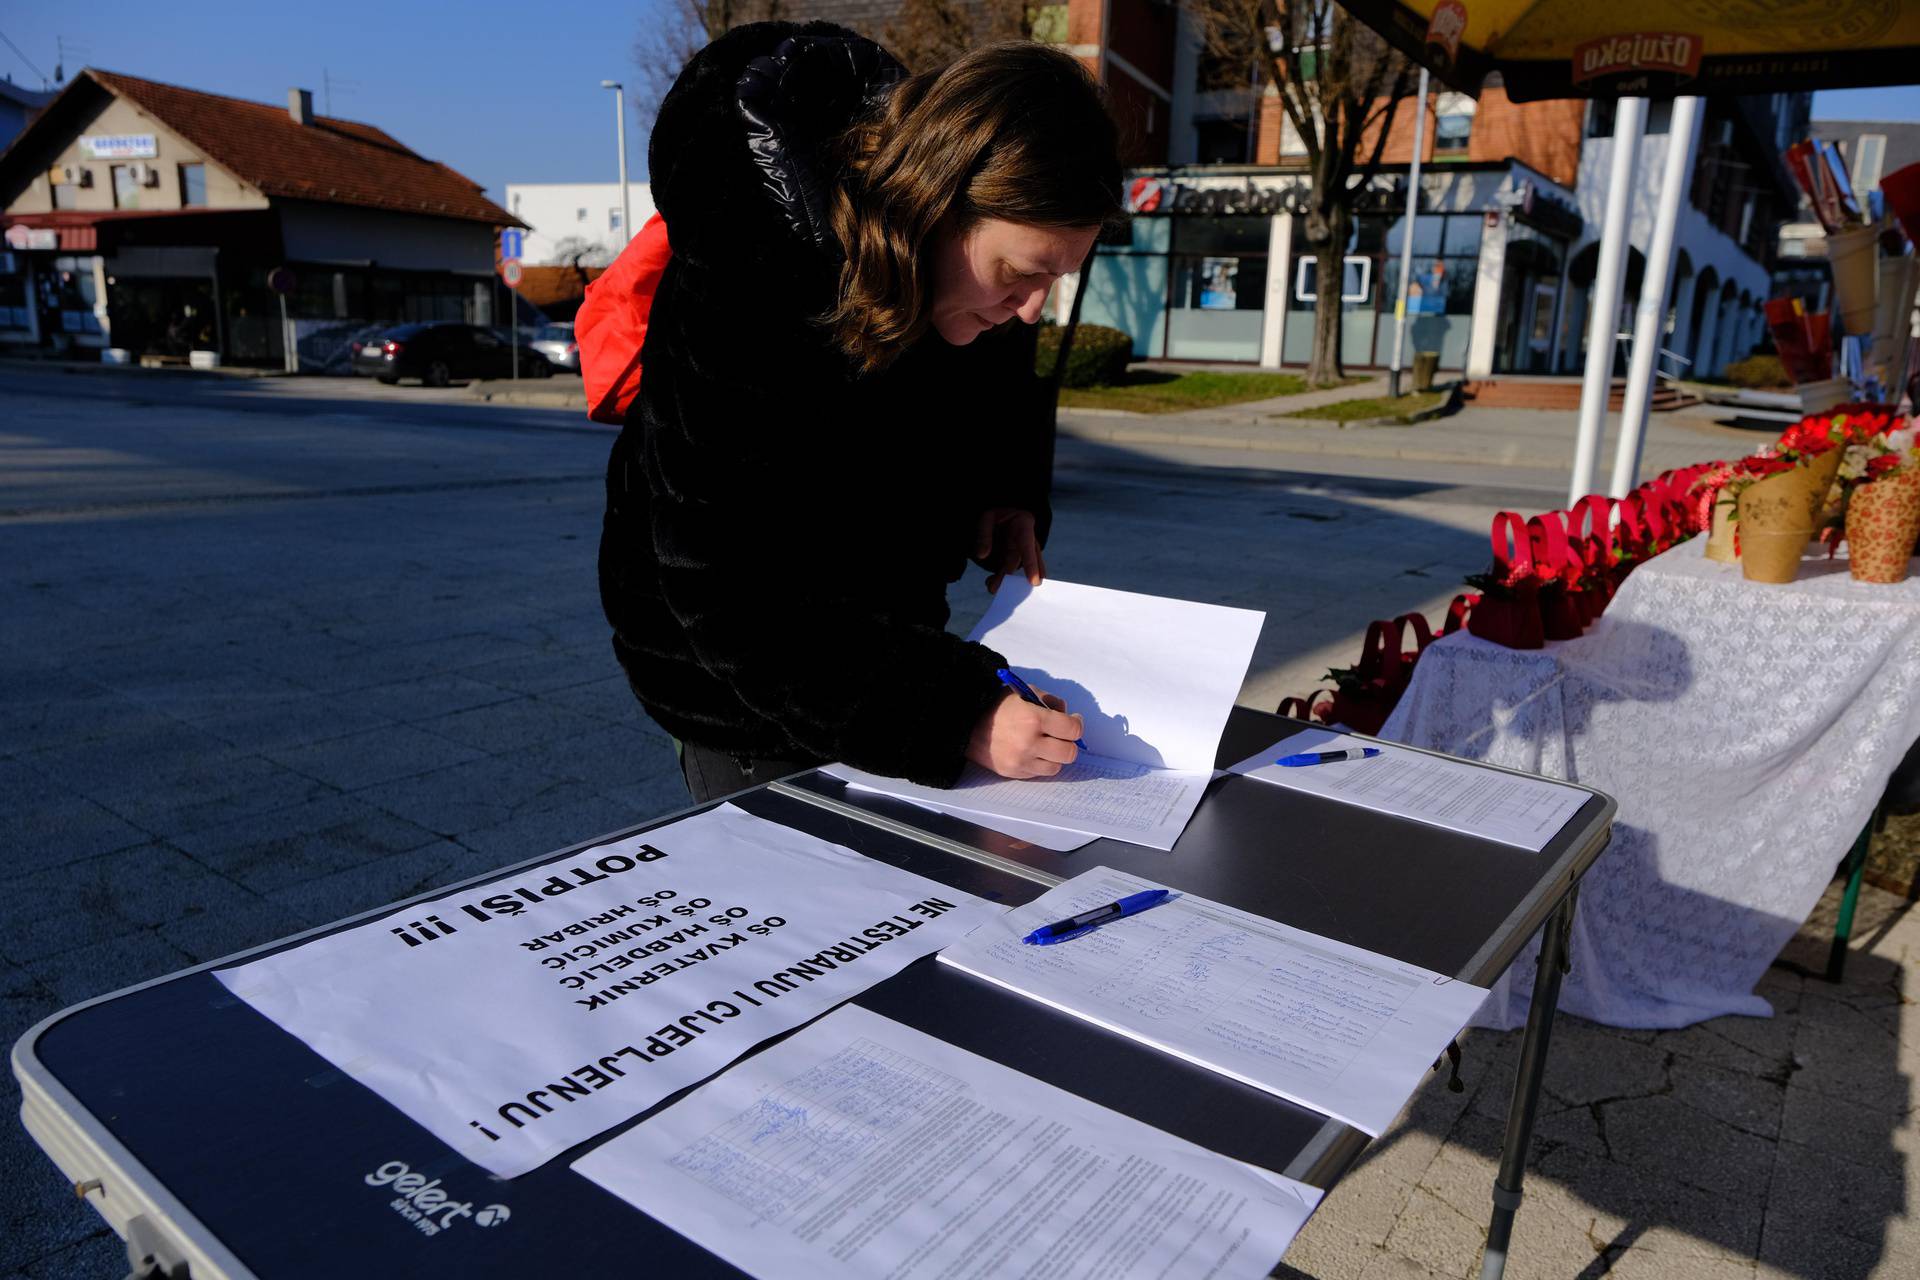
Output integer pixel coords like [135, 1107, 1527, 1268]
[82, 69, 522, 227]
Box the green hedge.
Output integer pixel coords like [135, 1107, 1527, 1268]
[1719, 353, 1790, 390]
[1036, 323, 1133, 388]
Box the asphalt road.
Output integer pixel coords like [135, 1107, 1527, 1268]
[0, 365, 1695, 1276]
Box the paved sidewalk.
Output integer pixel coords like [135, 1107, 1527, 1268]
[1281, 877, 1920, 1280]
[1058, 398, 1763, 479]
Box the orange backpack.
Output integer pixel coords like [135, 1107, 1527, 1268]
[576, 212, 672, 426]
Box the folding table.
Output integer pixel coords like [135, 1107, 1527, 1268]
[15, 709, 1611, 1280]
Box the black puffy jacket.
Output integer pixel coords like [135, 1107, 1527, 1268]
[598, 22, 1054, 787]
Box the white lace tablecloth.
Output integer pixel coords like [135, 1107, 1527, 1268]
[1381, 544, 1920, 1029]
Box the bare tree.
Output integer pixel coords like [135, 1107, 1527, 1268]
[632, 0, 788, 123]
[883, 0, 1034, 74]
[549, 235, 616, 290]
[1184, 0, 1413, 386]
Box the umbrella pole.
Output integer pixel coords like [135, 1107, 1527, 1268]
[1610, 97, 1704, 497]
[1388, 67, 1430, 400]
[1568, 97, 1647, 504]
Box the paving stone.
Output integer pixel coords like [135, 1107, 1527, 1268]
[511, 722, 684, 797]
[528, 675, 661, 727]
[1278, 1222, 1378, 1280]
[263, 724, 489, 792]
[1605, 1246, 1758, 1279]
[0, 761, 152, 874]
[1754, 1205, 1890, 1279]
[1381, 1185, 1485, 1278]
[326, 673, 522, 724]
[1530, 1145, 1764, 1259]
[1789, 989, 1916, 1117]
[1309, 1158, 1419, 1249]
[189, 693, 397, 753]
[461, 648, 620, 696]
[20, 930, 196, 1006]
[1667, 1054, 1788, 1142]
[451, 793, 661, 865]
[411, 696, 606, 754]
[263, 839, 475, 930]
[169, 794, 442, 893]
[0, 686, 181, 758]
[17, 1229, 124, 1280]
[1599, 1093, 1778, 1200]
[352, 756, 601, 837]
[0, 1116, 103, 1273]
[1540, 1021, 1673, 1108]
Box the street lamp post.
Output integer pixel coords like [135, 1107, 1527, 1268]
[601, 80, 633, 247]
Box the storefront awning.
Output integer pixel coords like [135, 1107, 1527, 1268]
[3, 207, 271, 254]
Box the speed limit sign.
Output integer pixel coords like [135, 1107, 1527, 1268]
[501, 259, 523, 288]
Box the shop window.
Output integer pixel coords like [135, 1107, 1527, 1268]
[1194, 118, 1251, 165]
[52, 183, 80, 210]
[1432, 93, 1473, 155]
[180, 163, 207, 207]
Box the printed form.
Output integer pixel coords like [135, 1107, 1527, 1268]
[1231, 728, 1589, 852]
[832, 579, 1265, 850]
[937, 868, 1488, 1136]
[574, 1005, 1321, 1280]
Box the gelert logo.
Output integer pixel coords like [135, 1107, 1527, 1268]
[1571, 32, 1703, 86]
[1425, 1, 1467, 63]
[363, 1159, 511, 1239]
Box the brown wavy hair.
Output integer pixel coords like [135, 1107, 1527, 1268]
[825, 43, 1123, 374]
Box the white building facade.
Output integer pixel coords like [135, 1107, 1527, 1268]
[503, 181, 656, 267]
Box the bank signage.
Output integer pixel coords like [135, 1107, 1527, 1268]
[80, 134, 158, 160]
[1126, 175, 1409, 218]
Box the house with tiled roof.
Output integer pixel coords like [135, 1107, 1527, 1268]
[0, 69, 525, 368]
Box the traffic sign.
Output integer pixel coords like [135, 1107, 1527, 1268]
[501, 259, 523, 289]
[499, 228, 523, 261]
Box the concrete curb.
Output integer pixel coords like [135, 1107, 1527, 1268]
[0, 357, 290, 381]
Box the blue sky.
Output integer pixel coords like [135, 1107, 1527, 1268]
[2, 5, 1917, 211]
[0, 0, 667, 205]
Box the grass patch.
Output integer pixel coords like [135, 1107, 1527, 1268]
[1058, 370, 1360, 414]
[1277, 391, 1447, 424]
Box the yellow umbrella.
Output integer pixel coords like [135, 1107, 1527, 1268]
[1339, 0, 1920, 100]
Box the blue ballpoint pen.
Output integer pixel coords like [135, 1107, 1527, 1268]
[995, 668, 1088, 750]
[1276, 747, 1382, 767]
[1022, 888, 1172, 945]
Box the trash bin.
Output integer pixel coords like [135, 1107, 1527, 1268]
[1412, 351, 1439, 393]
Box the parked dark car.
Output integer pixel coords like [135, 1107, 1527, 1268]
[351, 322, 554, 385]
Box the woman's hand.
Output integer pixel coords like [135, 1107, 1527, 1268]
[966, 690, 1083, 778]
[974, 507, 1044, 593]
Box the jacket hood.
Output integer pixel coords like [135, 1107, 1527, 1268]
[648, 22, 904, 292]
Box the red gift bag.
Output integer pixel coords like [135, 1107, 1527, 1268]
[1567, 495, 1621, 616]
[1277, 690, 1335, 724]
[1442, 592, 1478, 635]
[1467, 512, 1546, 650]
[1529, 513, 1586, 641]
[1325, 612, 1435, 734]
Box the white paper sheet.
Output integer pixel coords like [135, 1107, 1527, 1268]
[821, 766, 1097, 851]
[937, 868, 1488, 1136]
[1230, 729, 1589, 852]
[830, 757, 1214, 851]
[214, 804, 999, 1177]
[573, 1005, 1322, 1280]
[972, 578, 1265, 772]
[831, 580, 1263, 851]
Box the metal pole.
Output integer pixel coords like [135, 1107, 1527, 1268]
[510, 280, 518, 382]
[1609, 97, 1702, 498]
[1568, 97, 1646, 504]
[1388, 67, 1430, 400]
[605, 81, 633, 247]
[1479, 888, 1578, 1280]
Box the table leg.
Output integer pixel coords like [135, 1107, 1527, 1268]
[1478, 887, 1577, 1280]
[1826, 812, 1877, 983]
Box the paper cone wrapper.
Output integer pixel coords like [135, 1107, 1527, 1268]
[1738, 465, 1823, 583]
[1704, 496, 1739, 563]
[1846, 468, 1920, 583]
[1874, 256, 1919, 354]
[1824, 226, 1880, 336]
